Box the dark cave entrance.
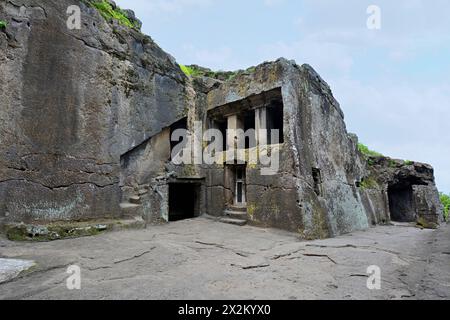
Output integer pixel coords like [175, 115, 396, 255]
[388, 184, 416, 222]
[169, 183, 200, 222]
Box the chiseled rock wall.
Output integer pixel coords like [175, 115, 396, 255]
[0, 0, 443, 237]
[203, 59, 443, 237]
[204, 59, 370, 238]
[0, 0, 189, 223]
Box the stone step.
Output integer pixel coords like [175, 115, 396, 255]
[224, 210, 248, 220]
[129, 195, 141, 204]
[120, 202, 143, 218]
[219, 218, 247, 226]
[227, 206, 247, 213]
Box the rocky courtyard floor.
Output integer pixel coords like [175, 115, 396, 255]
[0, 218, 449, 300]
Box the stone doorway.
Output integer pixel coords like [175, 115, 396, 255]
[388, 184, 416, 222]
[168, 183, 200, 222]
[233, 165, 247, 206]
[224, 165, 248, 208]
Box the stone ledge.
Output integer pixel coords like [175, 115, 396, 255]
[2, 217, 146, 242]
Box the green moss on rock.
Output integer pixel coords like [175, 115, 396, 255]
[6, 225, 29, 241]
[178, 64, 248, 81]
[358, 143, 383, 158]
[5, 221, 109, 242]
[84, 0, 141, 29]
[416, 217, 439, 229]
[359, 176, 379, 190]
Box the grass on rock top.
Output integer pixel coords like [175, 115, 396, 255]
[358, 143, 383, 158]
[179, 64, 201, 78]
[90, 0, 139, 29]
[179, 64, 257, 81]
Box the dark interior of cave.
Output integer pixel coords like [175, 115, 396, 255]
[388, 184, 416, 222]
[169, 183, 199, 221]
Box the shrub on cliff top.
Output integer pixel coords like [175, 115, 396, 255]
[178, 64, 240, 81]
[358, 143, 383, 158]
[91, 0, 140, 29]
[0, 20, 7, 29]
[179, 64, 201, 78]
[440, 193, 450, 221]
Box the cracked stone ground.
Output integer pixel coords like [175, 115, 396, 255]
[0, 218, 449, 300]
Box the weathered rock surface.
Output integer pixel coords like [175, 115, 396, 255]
[199, 60, 371, 238]
[0, 219, 449, 299]
[0, 258, 35, 284]
[0, 0, 190, 223]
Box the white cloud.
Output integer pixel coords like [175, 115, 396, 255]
[263, 0, 285, 7]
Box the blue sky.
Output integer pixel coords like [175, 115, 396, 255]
[116, 0, 450, 193]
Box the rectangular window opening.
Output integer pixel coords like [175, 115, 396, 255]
[208, 119, 227, 152]
[244, 110, 256, 149]
[266, 100, 284, 145]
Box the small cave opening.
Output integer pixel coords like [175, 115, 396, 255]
[388, 184, 416, 222]
[312, 168, 322, 196]
[168, 183, 199, 222]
